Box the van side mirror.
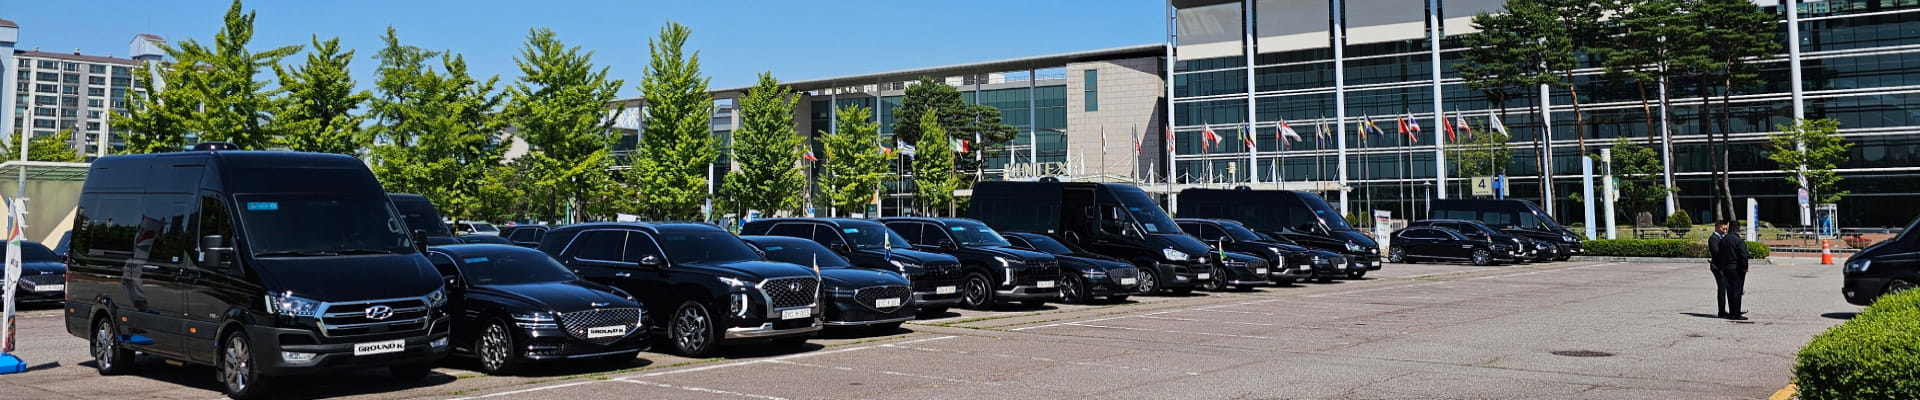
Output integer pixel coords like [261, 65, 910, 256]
[198, 235, 233, 269]
[637, 255, 663, 268]
[411, 230, 429, 253]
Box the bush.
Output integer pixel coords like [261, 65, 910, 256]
[1582, 239, 1770, 259]
[1747, 241, 1771, 259]
[1793, 289, 1920, 400]
[1666, 209, 1693, 228]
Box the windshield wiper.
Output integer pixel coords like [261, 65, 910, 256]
[254, 250, 340, 257]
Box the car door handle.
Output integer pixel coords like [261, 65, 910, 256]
[615, 272, 632, 278]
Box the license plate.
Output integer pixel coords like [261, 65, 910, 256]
[874, 298, 901, 308]
[587, 325, 627, 339]
[781, 308, 812, 320]
[1119, 277, 1137, 285]
[1197, 273, 1211, 280]
[1036, 280, 1055, 289]
[353, 339, 406, 356]
[935, 286, 958, 295]
[1256, 268, 1269, 275]
[32, 284, 64, 292]
[1371, 261, 1381, 267]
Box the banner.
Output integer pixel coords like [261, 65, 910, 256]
[2, 197, 22, 355]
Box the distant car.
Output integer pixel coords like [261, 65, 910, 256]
[1387, 226, 1505, 266]
[1407, 219, 1529, 264]
[457, 235, 516, 246]
[425, 245, 649, 375]
[12, 240, 67, 302]
[1176, 218, 1334, 285]
[742, 236, 917, 331]
[739, 218, 966, 315]
[390, 194, 461, 246]
[456, 221, 501, 236]
[879, 217, 1061, 309]
[1000, 232, 1138, 303]
[498, 226, 551, 248]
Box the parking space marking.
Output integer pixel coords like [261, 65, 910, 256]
[614, 378, 791, 400]
[765, 359, 990, 386]
[1133, 315, 1275, 326]
[443, 381, 603, 400]
[1008, 314, 1136, 331]
[880, 343, 1200, 375]
[626, 335, 958, 379]
[1061, 322, 1272, 339]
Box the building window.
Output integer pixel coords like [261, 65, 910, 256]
[111, 99, 125, 109]
[111, 88, 126, 99]
[88, 76, 105, 85]
[111, 77, 131, 87]
[87, 88, 104, 97]
[35, 72, 57, 82]
[87, 99, 102, 108]
[87, 122, 100, 131]
[63, 74, 80, 84]
[31, 119, 53, 129]
[37, 60, 57, 69]
[1083, 69, 1099, 112]
[64, 62, 80, 71]
[61, 109, 77, 117]
[15, 59, 26, 67]
[63, 85, 78, 95]
[35, 84, 55, 93]
[88, 110, 101, 118]
[33, 95, 55, 105]
[33, 108, 54, 116]
[62, 97, 78, 107]
[89, 65, 106, 74]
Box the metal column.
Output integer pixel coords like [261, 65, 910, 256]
[1165, 1, 1180, 210]
[1539, 81, 1554, 216]
[1244, 0, 1259, 184]
[1788, 0, 1810, 226]
[1429, 0, 1446, 199]
[1333, 0, 1350, 215]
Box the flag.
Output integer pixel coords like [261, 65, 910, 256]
[958, 139, 970, 153]
[1400, 114, 1421, 143]
[1407, 113, 1422, 133]
[1315, 118, 1328, 140]
[1131, 127, 1141, 154]
[1441, 111, 1458, 142]
[1363, 116, 1386, 136]
[1241, 124, 1255, 150]
[1278, 120, 1301, 151]
[1456, 111, 1474, 139]
[1201, 124, 1220, 152]
[951, 139, 966, 153]
[1490, 112, 1509, 136]
[880, 146, 892, 156]
[803, 152, 818, 162]
[1396, 115, 1409, 134]
[1165, 123, 1175, 153]
[897, 140, 917, 158]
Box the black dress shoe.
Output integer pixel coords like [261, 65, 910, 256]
[1727, 315, 1749, 321]
[1717, 312, 1730, 318]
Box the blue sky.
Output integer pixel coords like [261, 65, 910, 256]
[0, 1, 1164, 97]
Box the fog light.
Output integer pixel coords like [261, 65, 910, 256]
[281, 351, 317, 363]
[1175, 276, 1189, 282]
[431, 337, 449, 348]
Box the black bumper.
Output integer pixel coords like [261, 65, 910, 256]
[1084, 273, 1140, 296]
[1843, 276, 1890, 306]
[1150, 262, 1212, 289]
[249, 317, 451, 376]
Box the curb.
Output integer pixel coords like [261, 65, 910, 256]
[1569, 256, 1774, 265]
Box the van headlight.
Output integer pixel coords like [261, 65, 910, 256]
[1161, 248, 1189, 262]
[1846, 260, 1871, 273]
[426, 287, 448, 308]
[264, 293, 322, 318]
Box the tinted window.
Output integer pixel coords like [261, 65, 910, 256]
[622, 232, 663, 263]
[1217, 222, 1263, 241]
[767, 223, 811, 239]
[943, 221, 1011, 247]
[841, 223, 912, 250]
[885, 223, 925, 245]
[753, 240, 851, 269]
[146, 194, 192, 265]
[655, 228, 760, 264]
[508, 229, 538, 242]
[573, 231, 625, 261]
[1178, 223, 1200, 236]
[1197, 224, 1226, 241]
[1016, 235, 1075, 255]
[812, 225, 845, 245]
[1483, 211, 1514, 228]
[455, 251, 579, 285]
[1438, 209, 1476, 220]
[1402, 229, 1437, 239]
[1298, 193, 1353, 231]
[9, 242, 61, 262]
[236, 194, 414, 256]
[391, 198, 453, 236]
[1109, 187, 1177, 234]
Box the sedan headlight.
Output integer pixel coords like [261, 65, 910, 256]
[1161, 248, 1189, 262]
[427, 287, 448, 308]
[1562, 235, 1576, 243]
[1846, 259, 1871, 273]
[1082, 268, 1107, 278]
[1311, 255, 1326, 265]
[511, 312, 558, 329]
[263, 293, 322, 318]
[1345, 241, 1364, 252]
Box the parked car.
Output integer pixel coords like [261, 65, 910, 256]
[1201, 250, 1273, 292]
[1176, 218, 1332, 285]
[1843, 216, 1920, 306]
[64, 145, 450, 399]
[1000, 232, 1138, 303]
[390, 194, 461, 247]
[740, 218, 966, 315]
[455, 221, 501, 236]
[741, 236, 917, 331]
[537, 223, 821, 356]
[1387, 226, 1506, 266]
[457, 234, 516, 246]
[1430, 199, 1584, 260]
[879, 217, 1061, 309]
[968, 180, 1215, 295]
[498, 225, 551, 248]
[1177, 188, 1383, 278]
[424, 244, 648, 375]
[1407, 219, 1530, 263]
[11, 240, 67, 302]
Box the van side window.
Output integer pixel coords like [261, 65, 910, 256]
[146, 195, 193, 265]
[87, 194, 143, 256]
[622, 231, 664, 263]
[812, 225, 845, 246]
[884, 223, 921, 245]
[767, 223, 810, 239]
[195, 194, 234, 251]
[1483, 212, 1514, 228]
[573, 231, 625, 261]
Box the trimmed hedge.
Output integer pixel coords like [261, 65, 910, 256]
[1582, 239, 1769, 259]
[1793, 289, 1920, 400]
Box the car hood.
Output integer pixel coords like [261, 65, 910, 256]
[856, 248, 959, 266]
[251, 254, 442, 302]
[1330, 229, 1379, 249]
[473, 280, 641, 312]
[1055, 255, 1132, 273]
[22, 260, 65, 275]
[692, 260, 819, 280]
[820, 268, 909, 289]
[1247, 240, 1312, 253]
[1151, 233, 1214, 257]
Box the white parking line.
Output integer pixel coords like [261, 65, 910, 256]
[766, 359, 989, 385]
[1133, 315, 1276, 326]
[627, 335, 957, 378]
[1062, 322, 1273, 339]
[881, 343, 1196, 375]
[614, 378, 791, 400]
[443, 381, 602, 400]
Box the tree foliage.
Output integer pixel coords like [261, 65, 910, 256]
[1599, 137, 1678, 223]
[367, 28, 508, 221]
[504, 27, 626, 223]
[270, 35, 371, 154]
[1458, 6, 1555, 118]
[723, 72, 806, 216]
[631, 22, 717, 220]
[1769, 119, 1853, 204]
[168, 0, 302, 149]
[819, 105, 886, 216]
[912, 111, 958, 216]
[1447, 127, 1513, 178]
[0, 129, 85, 162]
[1600, 0, 1696, 144]
[891, 77, 1016, 184]
[112, 61, 195, 154]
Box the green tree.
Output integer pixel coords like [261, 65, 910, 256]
[112, 61, 195, 154]
[1536, 0, 1608, 157]
[168, 0, 302, 149]
[1447, 127, 1514, 179]
[1459, 5, 1558, 200]
[819, 105, 886, 216]
[1682, 0, 1781, 220]
[1597, 137, 1677, 223]
[722, 72, 806, 216]
[1769, 118, 1852, 204]
[912, 111, 958, 216]
[270, 35, 371, 154]
[891, 77, 1016, 185]
[504, 27, 626, 223]
[1600, 0, 1693, 149]
[631, 22, 718, 220]
[0, 129, 85, 162]
[368, 28, 507, 221]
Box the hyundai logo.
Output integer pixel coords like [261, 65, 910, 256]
[790, 282, 803, 292]
[365, 305, 394, 320]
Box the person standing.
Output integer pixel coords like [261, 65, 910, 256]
[1708, 220, 1750, 320]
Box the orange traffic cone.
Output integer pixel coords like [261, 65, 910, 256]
[1821, 240, 1833, 265]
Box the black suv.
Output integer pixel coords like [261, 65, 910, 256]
[1406, 219, 1529, 264]
[1001, 232, 1139, 303]
[1177, 219, 1336, 285]
[968, 181, 1217, 296]
[879, 217, 1061, 309]
[537, 223, 821, 356]
[1387, 226, 1506, 265]
[740, 218, 966, 314]
[425, 245, 648, 375]
[1430, 199, 1584, 261]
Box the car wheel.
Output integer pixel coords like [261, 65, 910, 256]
[1888, 279, 1917, 295]
[1389, 246, 1408, 263]
[1555, 254, 1572, 261]
[1136, 268, 1161, 295]
[219, 331, 271, 400]
[1201, 274, 1226, 292]
[390, 363, 433, 382]
[477, 319, 519, 376]
[1346, 270, 1367, 279]
[1059, 274, 1090, 304]
[960, 272, 996, 310]
[1472, 249, 1493, 266]
[1106, 295, 1129, 302]
[92, 316, 135, 376]
[670, 301, 720, 357]
[871, 322, 905, 332]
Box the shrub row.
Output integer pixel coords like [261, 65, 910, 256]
[1793, 289, 1920, 400]
[1582, 239, 1769, 259]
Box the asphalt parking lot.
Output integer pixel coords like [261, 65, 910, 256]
[1, 258, 1855, 400]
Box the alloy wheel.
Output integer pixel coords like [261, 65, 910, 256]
[1137, 269, 1159, 294]
[1060, 274, 1084, 303]
[1389, 247, 1406, 263]
[93, 321, 115, 372]
[1890, 279, 1917, 295]
[962, 274, 992, 308]
[1473, 249, 1491, 266]
[673, 303, 711, 355]
[479, 323, 512, 374]
[221, 335, 252, 395]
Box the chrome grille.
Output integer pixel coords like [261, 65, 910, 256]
[21, 273, 64, 286]
[853, 286, 913, 312]
[557, 308, 642, 346]
[318, 298, 430, 338]
[1107, 267, 1137, 280]
[762, 277, 819, 309]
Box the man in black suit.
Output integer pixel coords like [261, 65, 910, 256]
[1708, 220, 1750, 320]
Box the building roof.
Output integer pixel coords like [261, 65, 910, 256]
[14, 50, 143, 66]
[611, 43, 1163, 104]
[136, 33, 164, 42]
[0, 18, 18, 28]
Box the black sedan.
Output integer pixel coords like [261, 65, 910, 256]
[742, 236, 918, 331]
[457, 234, 517, 246]
[424, 244, 649, 375]
[1001, 232, 1139, 303]
[11, 240, 66, 302]
[1387, 226, 1507, 266]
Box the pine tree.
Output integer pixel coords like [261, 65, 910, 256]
[169, 0, 302, 149]
[271, 35, 371, 155]
[504, 27, 626, 223]
[891, 77, 1016, 187]
[632, 22, 718, 220]
[819, 105, 886, 216]
[1686, 0, 1781, 220]
[722, 72, 806, 216]
[912, 111, 958, 216]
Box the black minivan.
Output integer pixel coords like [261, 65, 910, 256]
[390, 193, 460, 247]
[970, 181, 1216, 295]
[1843, 217, 1920, 305]
[1429, 199, 1584, 260]
[64, 146, 450, 399]
[1177, 188, 1383, 278]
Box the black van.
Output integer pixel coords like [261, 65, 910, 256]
[389, 194, 460, 247]
[64, 147, 450, 399]
[1176, 188, 1382, 278]
[969, 181, 1216, 295]
[1429, 199, 1584, 260]
[1843, 217, 1920, 305]
[740, 218, 967, 314]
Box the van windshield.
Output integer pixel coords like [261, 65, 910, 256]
[1300, 193, 1353, 231]
[237, 194, 416, 256]
[1112, 187, 1178, 234]
[841, 223, 913, 250]
[1516, 203, 1564, 231]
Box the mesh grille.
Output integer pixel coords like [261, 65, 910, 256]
[913, 263, 966, 292]
[763, 277, 819, 309]
[557, 308, 642, 346]
[21, 273, 64, 286]
[1017, 260, 1060, 285]
[853, 286, 913, 312]
[1107, 268, 1137, 280]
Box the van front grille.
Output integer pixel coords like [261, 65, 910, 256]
[318, 298, 430, 338]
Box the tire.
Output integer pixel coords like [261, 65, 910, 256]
[390, 363, 433, 382]
[670, 301, 721, 357]
[870, 322, 905, 332]
[1106, 295, 1129, 302]
[1059, 273, 1091, 304]
[476, 319, 519, 376]
[1136, 267, 1162, 295]
[960, 272, 997, 310]
[1888, 279, 1917, 296]
[1471, 249, 1493, 266]
[1201, 274, 1227, 292]
[91, 316, 136, 376]
[918, 306, 948, 315]
[1388, 246, 1408, 263]
[1346, 270, 1367, 279]
[218, 331, 271, 400]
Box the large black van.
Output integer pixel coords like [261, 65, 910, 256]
[1842, 216, 1920, 305]
[64, 147, 449, 399]
[1176, 188, 1382, 278]
[389, 193, 460, 247]
[1429, 199, 1584, 260]
[970, 181, 1216, 295]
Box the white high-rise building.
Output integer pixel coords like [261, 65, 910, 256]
[0, 20, 164, 158]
